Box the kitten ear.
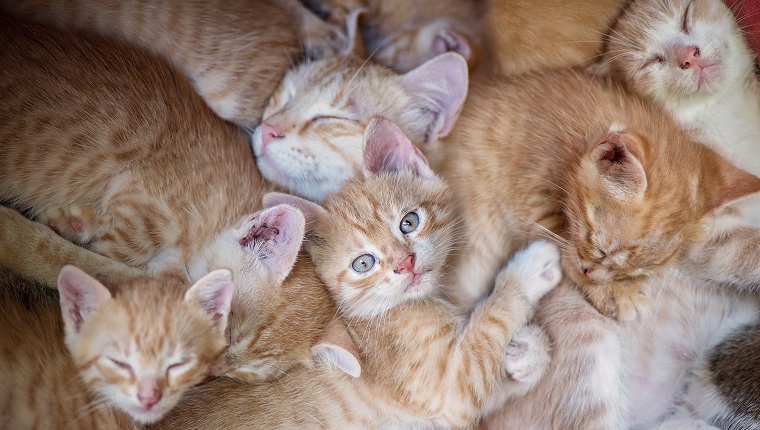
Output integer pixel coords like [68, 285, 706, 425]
[341, 7, 368, 58]
[592, 130, 648, 200]
[263, 192, 327, 238]
[705, 156, 760, 211]
[184, 269, 234, 336]
[57, 265, 112, 334]
[397, 52, 469, 143]
[362, 116, 435, 178]
[311, 319, 361, 378]
[237, 204, 306, 284]
[432, 29, 473, 65]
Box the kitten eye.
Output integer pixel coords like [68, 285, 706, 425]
[166, 361, 190, 378]
[643, 55, 665, 68]
[109, 358, 133, 373]
[399, 212, 420, 234]
[681, 2, 693, 34]
[351, 254, 376, 273]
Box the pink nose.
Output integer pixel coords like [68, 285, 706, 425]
[679, 46, 700, 69]
[394, 254, 416, 274]
[137, 389, 161, 409]
[259, 122, 283, 152]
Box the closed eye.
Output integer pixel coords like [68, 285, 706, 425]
[642, 55, 665, 69]
[309, 115, 358, 125]
[681, 2, 693, 34]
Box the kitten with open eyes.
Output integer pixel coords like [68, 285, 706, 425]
[0, 16, 356, 385]
[155, 117, 561, 429]
[303, 0, 484, 72]
[252, 49, 468, 202]
[0, 265, 233, 428]
[0, 0, 360, 129]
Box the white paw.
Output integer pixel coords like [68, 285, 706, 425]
[505, 240, 562, 305]
[505, 324, 551, 385]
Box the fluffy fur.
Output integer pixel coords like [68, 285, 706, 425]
[0, 266, 233, 428]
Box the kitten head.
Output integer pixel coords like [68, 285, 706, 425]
[265, 117, 456, 318]
[57, 266, 233, 424]
[596, 0, 754, 103]
[252, 52, 468, 202]
[563, 124, 760, 285]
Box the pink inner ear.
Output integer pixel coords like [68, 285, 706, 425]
[239, 204, 305, 281]
[57, 266, 111, 334]
[362, 117, 433, 177]
[433, 30, 472, 62]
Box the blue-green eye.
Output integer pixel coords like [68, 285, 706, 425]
[352, 254, 375, 273]
[400, 212, 419, 234]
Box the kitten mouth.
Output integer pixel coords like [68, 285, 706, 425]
[407, 270, 431, 289]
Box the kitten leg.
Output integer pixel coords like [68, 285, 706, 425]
[0, 206, 141, 288]
[580, 278, 651, 321]
[505, 324, 551, 386]
[36, 205, 98, 245]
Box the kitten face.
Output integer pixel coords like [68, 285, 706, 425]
[252, 53, 468, 202]
[314, 172, 454, 316]
[59, 269, 232, 424]
[603, 0, 752, 103]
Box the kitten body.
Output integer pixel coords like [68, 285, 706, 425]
[483, 271, 760, 429]
[0, 17, 344, 385]
[484, 0, 627, 75]
[430, 70, 760, 318]
[0, 266, 233, 428]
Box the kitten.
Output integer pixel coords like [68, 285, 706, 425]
[0, 0, 334, 129]
[155, 118, 561, 430]
[483, 269, 760, 429]
[429, 70, 760, 319]
[0, 265, 233, 428]
[0, 17, 351, 385]
[252, 50, 468, 202]
[303, 0, 484, 72]
[593, 0, 760, 291]
[484, 0, 627, 75]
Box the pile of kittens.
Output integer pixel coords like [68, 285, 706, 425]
[0, 0, 759, 428]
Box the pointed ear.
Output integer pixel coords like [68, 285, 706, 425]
[263, 192, 327, 236]
[706, 156, 760, 211]
[185, 269, 234, 336]
[397, 52, 468, 143]
[591, 131, 648, 200]
[57, 265, 112, 334]
[432, 30, 473, 65]
[236, 204, 306, 284]
[311, 319, 361, 378]
[341, 7, 368, 58]
[362, 116, 435, 178]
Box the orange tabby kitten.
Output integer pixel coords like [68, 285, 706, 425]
[0, 16, 355, 384]
[304, 0, 484, 71]
[155, 118, 560, 430]
[0, 0, 303, 129]
[430, 70, 760, 319]
[484, 0, 627, 75]
[0, 265, 233, 428]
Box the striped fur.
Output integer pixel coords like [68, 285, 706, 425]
[0, 268, 229, 429]
[0, 0, 302, 128]
[431, 70, 760, 320]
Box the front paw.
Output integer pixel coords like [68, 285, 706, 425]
[582, 279, 650, 321]
[500, 240, 562, 305]
[505, 324, 551, 386]
[37, 206, 97, 244]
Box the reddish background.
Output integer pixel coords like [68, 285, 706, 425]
[724, 0, 760, 68]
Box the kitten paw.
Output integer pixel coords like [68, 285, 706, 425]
[505, 324, 551, 386]
[38, 206, 97, 244]
[501, 240, 562, 305]
[583, 279, 650, 321]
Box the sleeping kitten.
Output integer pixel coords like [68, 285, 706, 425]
[483, 269, 760, 429]
[252, 50, 468, 202]
[430, 70, 760, 319]
[0, 0, 343, 129]
[594, 0, 760, 291]
[155, 117, 561, 430]
[484, 0, 627, 75]
[303, 0, 484, 72]
[0, 17, 353, 385]
[0, 265, 233, 428]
